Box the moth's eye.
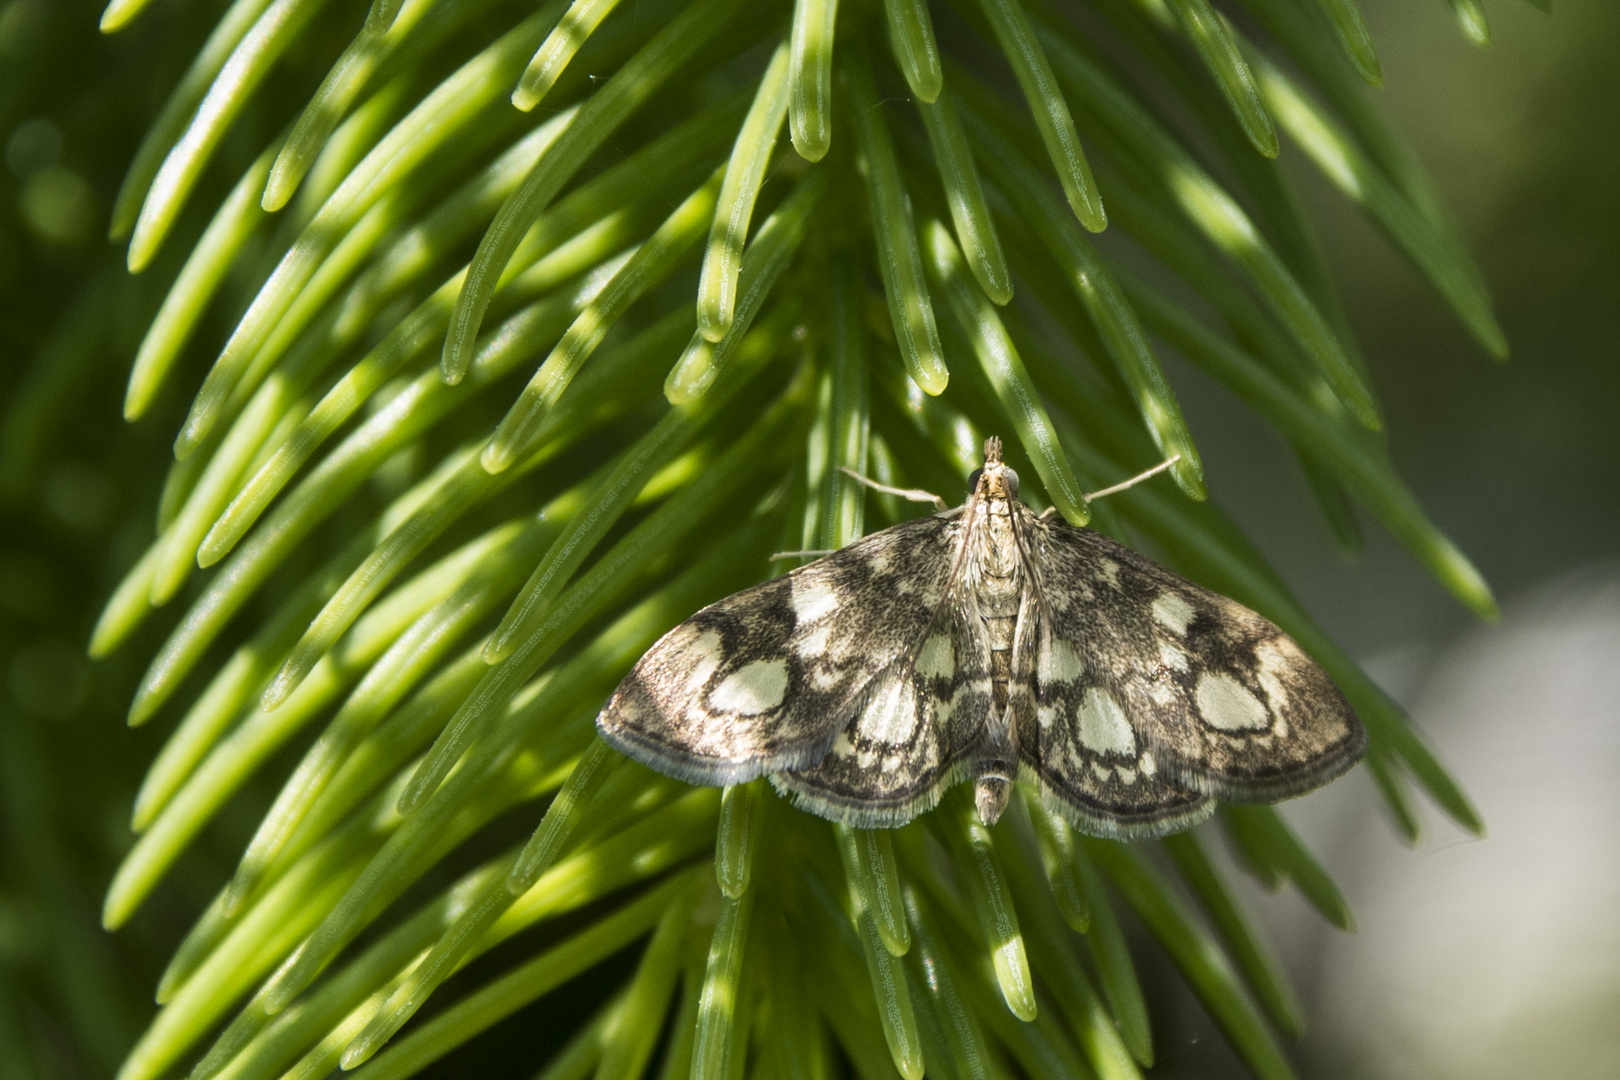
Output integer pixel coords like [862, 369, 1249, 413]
[967, 468, 984, 492]
[1004, 467, 1019, 494]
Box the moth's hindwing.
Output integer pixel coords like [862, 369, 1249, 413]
[771, 603, 993, 827]
[1028, 519, 1367, 829]
[596, 515, 957, 787]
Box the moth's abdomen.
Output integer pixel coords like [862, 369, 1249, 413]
[971, 500, 1024, 716]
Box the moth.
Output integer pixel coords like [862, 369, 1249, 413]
[597, 437, 1366, 836]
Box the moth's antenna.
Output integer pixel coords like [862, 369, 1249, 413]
[770, 549, 834, 562]
[837, 467, 949, 512]
[1084, 455, 1182, 501]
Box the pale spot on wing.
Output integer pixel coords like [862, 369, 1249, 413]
[791, 578, 840, 623]
[810, 667, 842, 691]
[1078, 688, 1136, 756]
[1039, 639, 1085, 684]
[1116, 766, 1137, 784]
[1254, 640, 1295, 721]
[710, 659, 790, 715]
[867, 548, 893, 574]
[1195, 672, 1270, 732]
[1140, 750, 1157, 777]
[1037, 705, 1057, 730]
[830, 731, 855, 758]
[1151, 592, 1196, 636]
[1099, 560, 1121, 588]
[856, 677, 918, 745]
[1159, 643, 1189, 672]
[795, 623, 831, 656]
[935, 694, 954, 727]
[915, 634, 954, 678]
[664, 627, 723, 696]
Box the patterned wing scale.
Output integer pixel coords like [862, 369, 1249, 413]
[773, 604, 992, 827]
[1023, 516, 1366, 837]
[597, 515, 957, 786]
[1016, 600, 1214, 839]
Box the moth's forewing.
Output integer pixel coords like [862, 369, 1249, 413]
[1026, 519, 1366, 825]
[596, 515, 958, 786]
[772, 603, 991, 826]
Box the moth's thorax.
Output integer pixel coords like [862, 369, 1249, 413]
[975, 499, 1021, 577]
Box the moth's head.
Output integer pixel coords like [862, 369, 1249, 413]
[968, 436, 1019, 501]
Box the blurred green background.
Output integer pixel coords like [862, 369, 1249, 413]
[1184, 0, 1620, 657]
[1, 0, 1616, 1077]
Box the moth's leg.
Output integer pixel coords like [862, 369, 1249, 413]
[837, 466, 949, 512]
[1084, 454, 1182, 502]
[770, 549, 835, 562]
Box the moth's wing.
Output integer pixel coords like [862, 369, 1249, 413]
[772, 602, 992, 827]
[1023, 519, 1365, 836]
[597, 514, 958, 786]
[1019, 601, 1215, 839]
